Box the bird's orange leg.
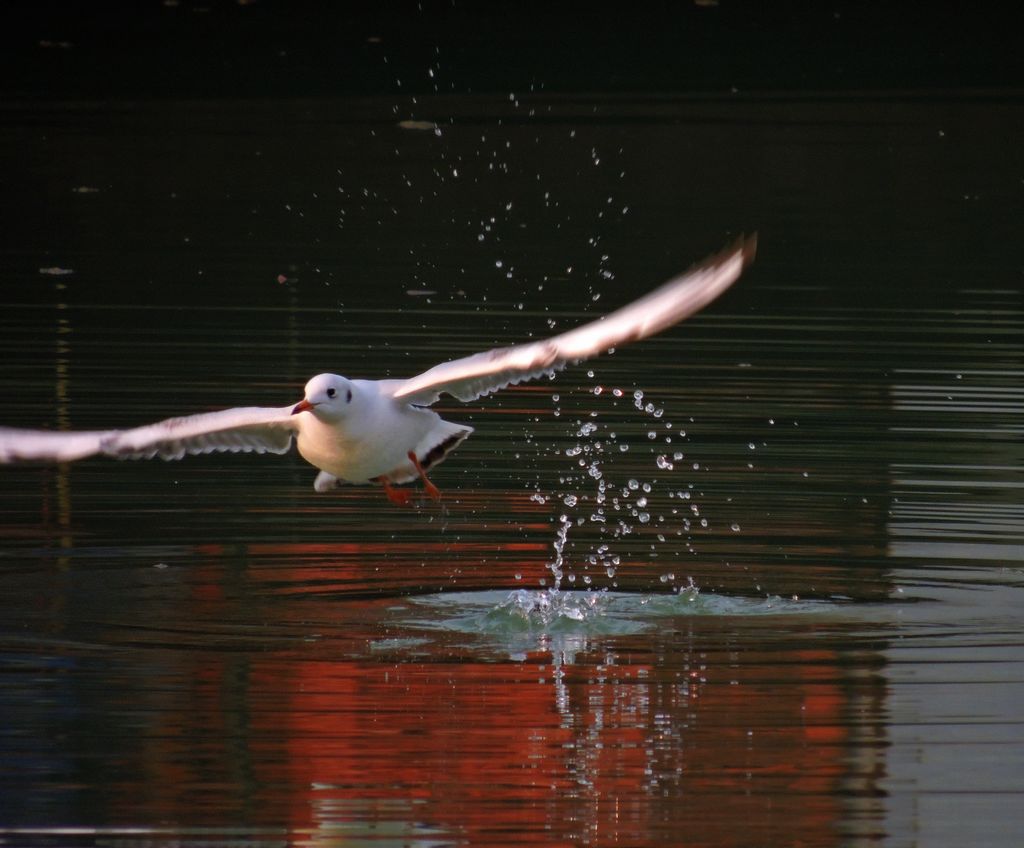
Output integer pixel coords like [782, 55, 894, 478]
[407, 451, 442, 501]
[376, 476, 412, 506]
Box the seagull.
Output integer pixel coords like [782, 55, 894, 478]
[0, 236, 755, 504]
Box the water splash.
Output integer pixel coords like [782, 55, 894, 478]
[405, 589, 827, 647]
[547, 513, 572, 590]
[493, 588, 632, 633]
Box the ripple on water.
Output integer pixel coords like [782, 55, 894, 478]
[404, 588, 829, 640]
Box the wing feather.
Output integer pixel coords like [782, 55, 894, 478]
[0, 406, 297, 464]
[389, 235, 755, 406]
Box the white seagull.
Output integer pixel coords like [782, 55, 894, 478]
[0, 236, 755, 504]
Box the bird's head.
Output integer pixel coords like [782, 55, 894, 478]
[292, 373, 355, 421]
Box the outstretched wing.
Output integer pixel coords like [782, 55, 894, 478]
[0, 405, 298, 464]
[388, 235, 755, 406]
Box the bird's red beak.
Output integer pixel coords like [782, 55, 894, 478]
[291, 399, 315, 415]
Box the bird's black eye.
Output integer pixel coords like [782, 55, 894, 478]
[345, 388, 352, 403]
[326, 387, 337, 398]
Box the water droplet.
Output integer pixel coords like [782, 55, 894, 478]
[563, 494, 578, 507]
[730, 523, 741, 532]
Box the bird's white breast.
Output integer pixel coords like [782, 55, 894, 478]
[295, 385, 442, 482]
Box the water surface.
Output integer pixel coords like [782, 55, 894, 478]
[1, 92, 1022, 846]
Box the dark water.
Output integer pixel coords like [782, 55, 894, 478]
[1, 92, 1023, 846]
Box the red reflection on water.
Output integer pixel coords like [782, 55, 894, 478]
[7, 467, 885, 843]
[122, 630, 871, 845]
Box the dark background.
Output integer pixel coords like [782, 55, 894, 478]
[2, 0, 1022, 101]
